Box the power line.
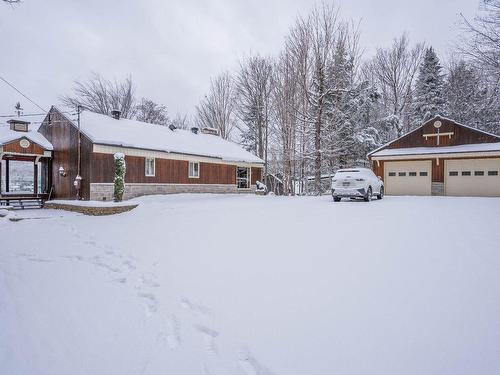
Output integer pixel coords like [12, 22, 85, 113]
[0, 76, 46, 112]
[0, 111, 74, 118]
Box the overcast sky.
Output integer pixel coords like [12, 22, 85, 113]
[0, 0, 479, 124]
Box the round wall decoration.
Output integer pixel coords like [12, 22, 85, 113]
[433, 120, 442, 129]
[19, 139, 31, 148]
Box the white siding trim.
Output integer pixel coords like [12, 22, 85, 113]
[372, 151, 500, 161]
[93, 144, 263, 168]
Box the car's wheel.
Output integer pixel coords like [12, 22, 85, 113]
[364, 187, 372, 202]
[333, 197, 341, 202]
[377, 186, 384, 200]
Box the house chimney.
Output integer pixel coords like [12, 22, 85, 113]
[7, 119, 30, 132]
[201, 127, 219, 136]
[190, 127, 199, 134]
[111, 109, 121, 120]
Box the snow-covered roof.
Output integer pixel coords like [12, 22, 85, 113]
[0, 125, 53, 150]
[370, 142, 500, 157]
[76, 110, 263, 164]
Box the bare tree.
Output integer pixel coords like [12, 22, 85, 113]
[457, 0, 500, 76]
[135, 98, 169, 125]
[62, 73, 136, 119]
[271, 49, 299, 195]
[363, 34, 424, 136]
[171, 112, 190, 130]
[195, 72, 237, 140]
[236, 54, 274, 170]
[286, 3, 348, 194]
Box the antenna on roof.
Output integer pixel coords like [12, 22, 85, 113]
[111, 109, 121, 120]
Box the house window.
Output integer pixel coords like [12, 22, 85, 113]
[488, 170, 498, 176]
[145, 157, 155, 177]
[420, 171, 428, 176]
[461, 171, 471, 176]
[449, 171, 458, 176]
[474, 171, 484, 176]
[398, 172, 406, 177]
[237, 166, 250, 189]
[388, 172, 396, 177]
[189, 162, 200, 178]
[409, 172, 417, 176]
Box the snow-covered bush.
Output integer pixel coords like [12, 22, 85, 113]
[256, 180, 267, 191]
[256, 180, 267, 195]
[113, 153, 126, 202]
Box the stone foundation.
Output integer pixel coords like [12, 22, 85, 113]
[44, 202, 138, 216]
[431, 182, 445, 196]
[90, 183, 250, 201]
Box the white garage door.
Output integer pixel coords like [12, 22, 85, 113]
[445, 158, 500, 197]
[384, 160, 432, 196]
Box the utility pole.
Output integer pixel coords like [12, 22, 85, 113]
[74, 105, 82, 200]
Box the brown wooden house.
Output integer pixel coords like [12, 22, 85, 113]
[31, 107, 264, 201]
[368, 116, 500, 197]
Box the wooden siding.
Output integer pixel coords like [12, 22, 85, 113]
[3, 138, 46, 155]
[91, 153, 239, 185]
[386, 117, 499, 150]
[251, 167, 262, 185]
[38, 108, 93, 200]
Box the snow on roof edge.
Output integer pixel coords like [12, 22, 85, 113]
[370, 142, 500, 157]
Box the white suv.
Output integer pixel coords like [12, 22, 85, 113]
[331, 168, 384, 202]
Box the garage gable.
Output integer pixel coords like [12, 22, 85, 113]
[368, 116, 500, 157]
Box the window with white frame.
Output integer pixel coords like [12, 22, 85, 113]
[145, 157, 155, 177]
[189, 161, 200, 178]
[236, 166, 250, 189]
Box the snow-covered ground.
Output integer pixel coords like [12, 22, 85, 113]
[1, 194, 499, 375]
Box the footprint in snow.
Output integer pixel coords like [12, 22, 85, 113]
[195, 324, 219, 355]
[137, 291, 159, 315]
[27, 257, 53, 263]
[180, 297, 213, 318]
[164, 315, 181, 349]
[238, 348, 274, 375]
[17, 253, 53, 263]
[90, 256, 123, 273]
[137, 273, 160, 288]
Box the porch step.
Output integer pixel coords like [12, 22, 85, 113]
[0, 198, 44, 210]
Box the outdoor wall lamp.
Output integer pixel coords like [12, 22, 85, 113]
[59, 166, 67, 177]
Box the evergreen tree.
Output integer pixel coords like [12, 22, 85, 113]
[446, 60, 500, 134]
[446, 60, 483, 125]
[113, 153, 126, 202]
[412, 47, 446, 126]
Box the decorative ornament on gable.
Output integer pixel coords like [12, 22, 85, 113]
[19, 139, 30, 149]
[423, 119, 454, 146]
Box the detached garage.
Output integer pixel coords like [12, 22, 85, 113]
[368, 116, 500, 197]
